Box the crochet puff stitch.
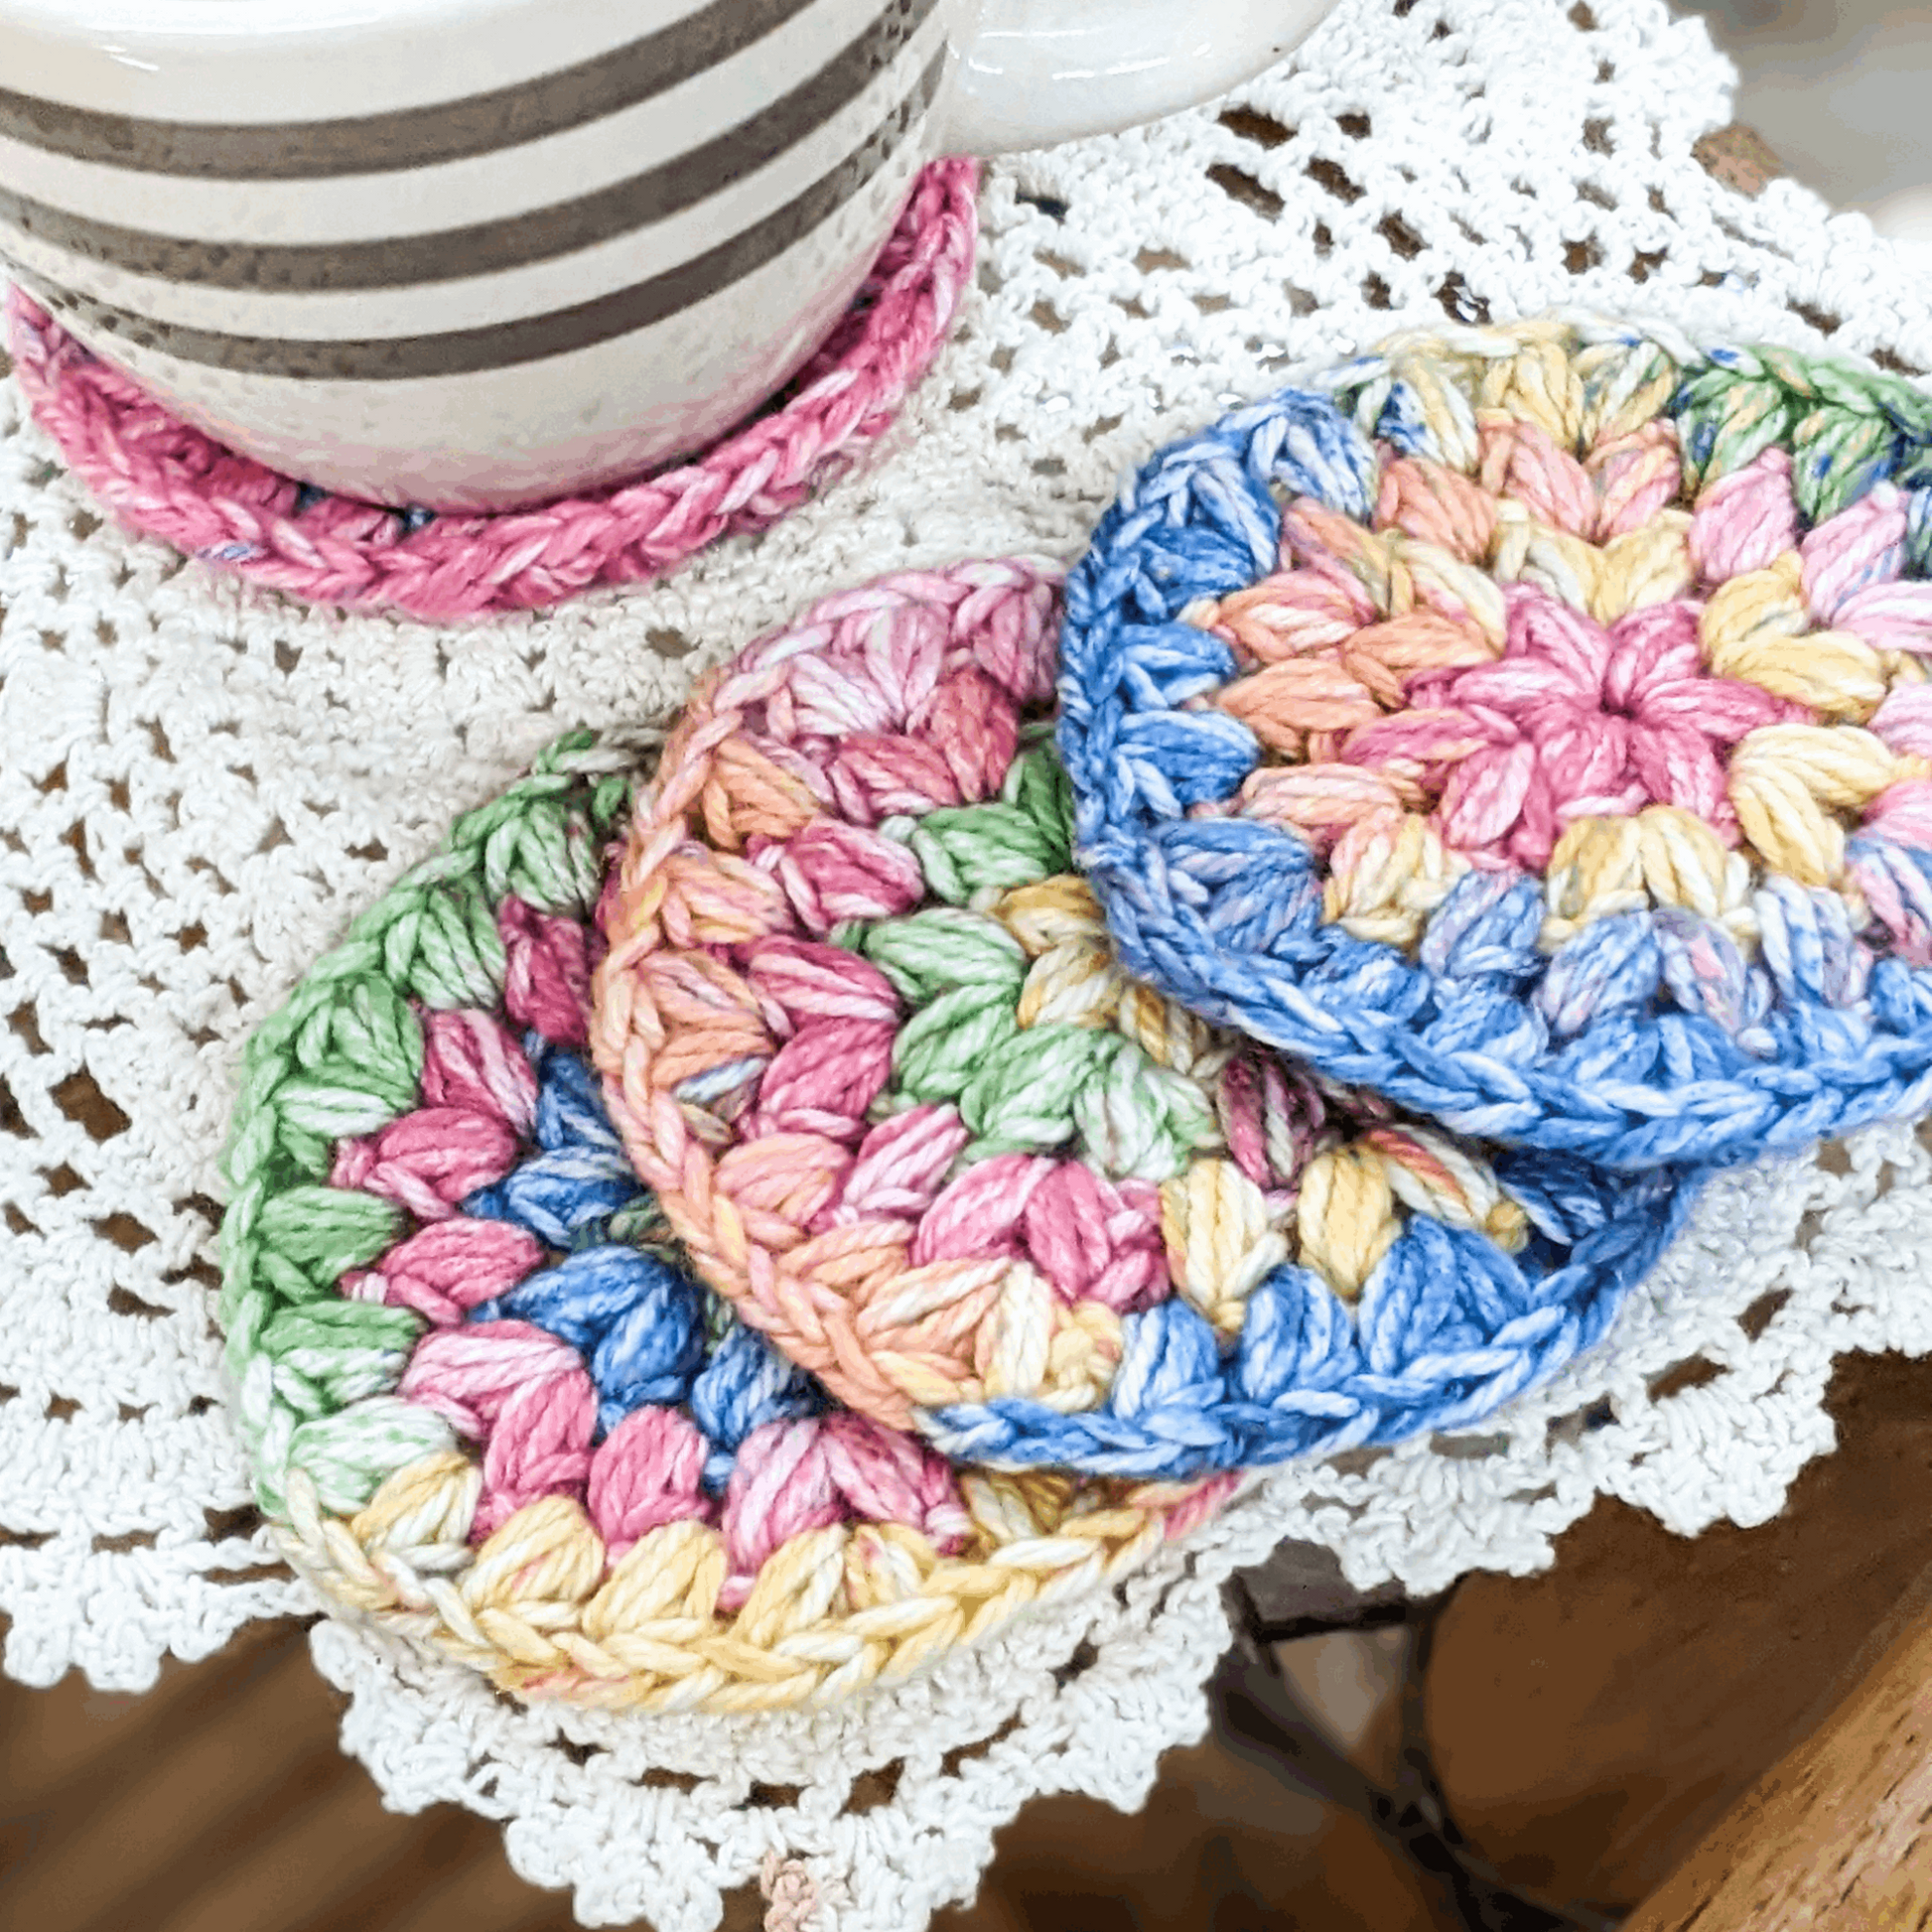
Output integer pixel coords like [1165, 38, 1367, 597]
[217, 730, 1235, 1713]
[10, 161, 975, 623]
[588, 562, 1697, 1480]
[1056, 313, 1932, 1173]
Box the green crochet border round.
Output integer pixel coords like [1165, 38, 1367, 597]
[216, 729, 648, 1521]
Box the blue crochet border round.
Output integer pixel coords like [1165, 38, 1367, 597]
[1054, 351, 1932, 1174]
[922, 1152, 1695, 1477]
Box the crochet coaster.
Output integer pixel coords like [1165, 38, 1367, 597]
[8, 161, 975, 624]
[1056, 314, 1932, 1173]
[588, 562, 1696, 1479]
[218, 730, 1234, 1712]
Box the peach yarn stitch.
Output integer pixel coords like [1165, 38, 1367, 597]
[586, 562, 1687, 1470]
[222, 729, 1237, 1714]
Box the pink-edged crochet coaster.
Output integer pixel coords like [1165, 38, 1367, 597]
[7, 160, 977, 624]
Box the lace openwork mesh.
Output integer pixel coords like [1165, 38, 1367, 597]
[5, 0, 1932, 1922]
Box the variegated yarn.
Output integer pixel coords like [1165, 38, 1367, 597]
[217, 732, 1235, 1713]
[8, 162, 975, 622]
[589, 562, 1694, 1478]
[1058, 314, 1932, 1172]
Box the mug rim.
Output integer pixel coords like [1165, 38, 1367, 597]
[0, 0, 893, 143]
[0, 0, 551, 38]
[0, 0, 733, 121]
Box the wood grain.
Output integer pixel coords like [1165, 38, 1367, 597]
[1425, 1350, 1932, 1912]
[1693, 121, 1786, 196]
[1622, 1578, 1932, 1932]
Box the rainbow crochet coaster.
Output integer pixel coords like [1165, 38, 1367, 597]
[218, 730, 1232, 1713]
[589, 562, 1696, 1480]
[10, 161, 974, 625]
[1057, 314, 1932, 1173]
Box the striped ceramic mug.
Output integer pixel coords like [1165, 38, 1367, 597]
[0, 0, 1305, 511]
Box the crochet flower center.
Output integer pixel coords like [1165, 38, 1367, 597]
[1192, 379, 1932, 978]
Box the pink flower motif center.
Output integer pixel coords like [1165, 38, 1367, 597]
[1345, 585, 1805, 869]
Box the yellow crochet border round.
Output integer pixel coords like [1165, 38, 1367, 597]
[273, 1450, 1236, 1713]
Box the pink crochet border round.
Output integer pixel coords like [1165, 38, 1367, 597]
[7, 160, 977, 623]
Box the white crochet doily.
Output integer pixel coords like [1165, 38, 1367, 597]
[7, 0, 1932, 1923]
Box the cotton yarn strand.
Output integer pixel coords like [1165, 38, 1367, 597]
[1058, 313, 1932, 1173]
[588, 561, 1697, 1478]
[8, 161, 976, 623]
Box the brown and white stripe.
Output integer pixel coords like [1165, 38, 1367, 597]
[0, 0, 948, 380]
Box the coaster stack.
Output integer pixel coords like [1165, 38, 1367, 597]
[587, 560, 1693, 1483]
[219, 314, 1932, 1713]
